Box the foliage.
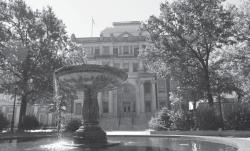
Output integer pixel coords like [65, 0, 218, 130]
[65, 119, 81, 132]
[0, 112, 9, 131]
[196, 107, 222, 130]
[224, 103, 250, 130]
[149, 107, 172, 130]
[19, 115, 40, 130]
[143, 0, 239, 105]
[170, 110, 194, 131]
[0, 0, 83, 129]
[64, 47, 87, 65]
[149, 107, 193, 131]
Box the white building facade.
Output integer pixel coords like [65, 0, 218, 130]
[68, 21, 171, 130]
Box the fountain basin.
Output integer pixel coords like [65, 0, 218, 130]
[0, 135, 238, 151]
[55, 64, 127, 91]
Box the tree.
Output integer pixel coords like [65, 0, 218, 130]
[0, 0, 82, 130]
[144, 0, 238, 105]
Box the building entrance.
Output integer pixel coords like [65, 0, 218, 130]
[117, 83, 136, 117]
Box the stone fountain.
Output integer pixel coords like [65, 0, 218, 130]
[54, 64, 127, 147]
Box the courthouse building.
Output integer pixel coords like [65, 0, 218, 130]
[68, 21, 171, 130]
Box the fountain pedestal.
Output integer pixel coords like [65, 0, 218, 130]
[73, 88, 107, 145]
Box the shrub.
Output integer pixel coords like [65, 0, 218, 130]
[149, 107, 172, 130]
[65, 119, 81, 132]
[196, 107, 222, 130]
[170, 110, 194, 131]
[20, 115, 40, 130]
[149, 107, 195, 131]
[0, 112, 9, 131]
[224, 103, 250, 130]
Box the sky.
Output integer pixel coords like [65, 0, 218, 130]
[23, 0, 239, 38]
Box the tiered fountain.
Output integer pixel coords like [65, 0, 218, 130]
[54, 64, 127, 147]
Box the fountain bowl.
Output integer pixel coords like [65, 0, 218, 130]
[54, 64, 128, 146]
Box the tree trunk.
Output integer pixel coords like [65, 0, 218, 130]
[166, 76, 171, 110]
[18, 94, 27, 130]
[204, 68, 213, 105]
[218, 94, 224, 129]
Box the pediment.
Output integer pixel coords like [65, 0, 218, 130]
[117, 31, 134, 38]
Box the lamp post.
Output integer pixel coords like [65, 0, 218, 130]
[11, 86, 17, 133]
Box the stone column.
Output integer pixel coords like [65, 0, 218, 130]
[136, 84, 141, 115]
[113, 90, 118, 116]
[48, 113, 53, 126]
[151, 80, 157, 112]
[2, 106, 6, 115]
[15, 105, 20, 127]
[140, 81, 145, 113]
[108, 91, 113, 114]
[98, 92, 102, 116]
[34, 105, 38, 116]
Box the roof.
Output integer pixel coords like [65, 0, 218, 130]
[73, 21, 149, 43]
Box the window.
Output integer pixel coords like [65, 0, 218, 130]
[95, 47, 100, 55]
[85, 47, 92, 55]
[123, 46, 129, 55]
[102, 91, 109, 113]
[134, 45, 139, 56]
[102, 46, 110, 55]
[75, 103, 82, 115]
[6, 107, 13, 113]
[144, 82, 151, 94]
[158, 79, 166, 93]
[123, 102, 131, 113]
[102, 91, 109, 101]
[113, 47, 118, 56]
[39, 114, 47, 124]
[159, 101, 166, 109]
[102, 61, 109, 66]
[7, 114, 12, 121]
[133, 63, 138, 72]
[123, 63, 129, 72]
[102, 102, 109, 113]
[113, 63, 120, 69]
[142, 44, 146, 49]
[145, 101, 151, 112]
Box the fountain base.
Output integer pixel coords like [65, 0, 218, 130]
[73, 124, 108, 145]
[68, 141, 120, 148]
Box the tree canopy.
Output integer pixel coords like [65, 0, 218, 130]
[144, 0, 243, 105]
[0, 0, 84, 129]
